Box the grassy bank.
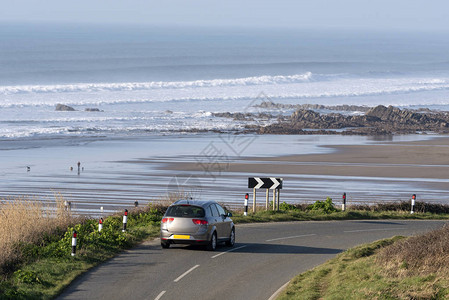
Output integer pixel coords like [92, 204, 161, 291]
[232, 199, 449, 223]
[0, 200, 165, 299]
[1, 197, 449, 299]
[278, 225, 449, 299]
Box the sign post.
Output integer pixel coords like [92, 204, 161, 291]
[253, 188, 256, 212]
[266, 189, 269, 210]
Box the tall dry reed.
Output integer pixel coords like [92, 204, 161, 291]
[0, 195, 76, 274]
[377, 224, 449, 277]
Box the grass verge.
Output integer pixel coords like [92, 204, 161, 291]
[0, 205, 164, 299]
[278, 236, 449, 299]
[231, 209, 449, 224]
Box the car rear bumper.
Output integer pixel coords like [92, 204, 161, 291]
[161, 231, 211, 245]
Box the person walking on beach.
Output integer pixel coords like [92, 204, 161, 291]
[77, 161, 81, 175]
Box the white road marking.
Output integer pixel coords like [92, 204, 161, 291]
[266, 233, 316, 242]
[211, 245, 247, 259]
[344, 227, 405, 233]
[173, 264, 200, 282]
[267, 281, 290, 300]
[154, 291, 166, 300]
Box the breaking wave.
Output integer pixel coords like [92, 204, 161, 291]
[0, 73, 313, 95]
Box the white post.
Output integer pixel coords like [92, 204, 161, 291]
[411, 194, 416, 214]
[265, 189, 269, 210]
[276, 189, 281, 210]
[98, 218, 103, 232]
[253, 188, 256, 212]
[122, 209, 128, 232]
[71, 231, 77, 256]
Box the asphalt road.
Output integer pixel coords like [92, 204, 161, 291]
[58, 220, 447, 300]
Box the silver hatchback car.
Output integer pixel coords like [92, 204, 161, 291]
[160, 200, 235, 251]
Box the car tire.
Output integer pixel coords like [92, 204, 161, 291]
[207, 232, 217, 251]
[161, 241, 170, 249]
[225, 228, 235, 247]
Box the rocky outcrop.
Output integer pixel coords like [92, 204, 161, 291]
[255, 101, 370, 112]
[55, 104, 75, 111]
[257, 105, 449, 135]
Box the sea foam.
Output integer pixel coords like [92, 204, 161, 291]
[0, 73, 313, 96]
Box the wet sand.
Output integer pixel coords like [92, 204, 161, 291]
[163, 137, 449, 179]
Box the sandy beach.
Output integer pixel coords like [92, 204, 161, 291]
[165, 137, 449, 179]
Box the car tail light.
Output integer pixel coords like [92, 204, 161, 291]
[161, 217, 174, 224]
[192, 219, 208, 225]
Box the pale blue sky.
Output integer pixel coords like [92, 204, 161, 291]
[1, 0, 448, 32]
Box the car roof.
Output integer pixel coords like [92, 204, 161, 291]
[171, 199, 218, 208]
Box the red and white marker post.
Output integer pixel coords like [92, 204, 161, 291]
[71, 231, 77, 256]
[411, 194, 416, 214]
[342, 192, 346, 211]
[244, 193, 249, 216]
[98, 218, 103, 232]
[122, 209, 128, 232]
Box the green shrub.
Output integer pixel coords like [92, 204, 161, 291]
[307, 197, 337, 213]
[280, 202, 297, 211]
[14, 269, 42, 284]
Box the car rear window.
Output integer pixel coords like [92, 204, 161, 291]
[165, 205, 205, 218]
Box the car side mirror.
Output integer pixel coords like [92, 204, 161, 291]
[227, 212, 232, 218]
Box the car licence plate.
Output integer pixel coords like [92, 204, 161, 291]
[173, 235, 190, 239]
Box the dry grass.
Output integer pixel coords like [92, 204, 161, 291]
[0, 194, 76, 275]
[377, 224, 449, 277]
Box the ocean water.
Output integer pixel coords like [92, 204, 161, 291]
[1, 23, 449, 139]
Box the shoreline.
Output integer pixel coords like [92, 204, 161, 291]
[1, 133, 448, 216]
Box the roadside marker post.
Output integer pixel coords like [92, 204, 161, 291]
[71, 231, 77, 257]
[244, 193, 249, 216]
[342, 192, 346, 211]
[122, 209, 128, 232]
[98, 218, 103, 232]
[411, 194, 416, 214]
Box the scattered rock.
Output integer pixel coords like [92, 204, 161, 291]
[55, 104, 75, 111]
[85, 108, 102, 112]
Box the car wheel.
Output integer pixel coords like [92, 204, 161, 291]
[161, 241, 170, 249]
[207, 232, 217, 251]
[225, 228, 235, 247]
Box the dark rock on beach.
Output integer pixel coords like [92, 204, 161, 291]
[55, 104, 76, 111]
[257, 105, 449, 135]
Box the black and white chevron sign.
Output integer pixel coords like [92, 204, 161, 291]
[248, 177, 283, 189]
